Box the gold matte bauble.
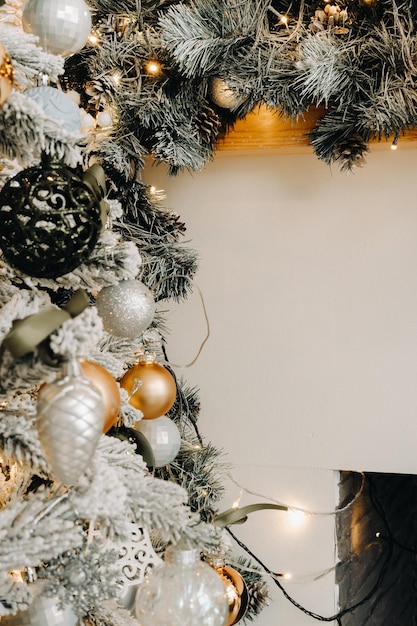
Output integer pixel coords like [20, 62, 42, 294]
[212, 563, 249, 625]
[0, 43, 14, 106]
[120, 354, 176, 420]
[80, 360, 120, 432]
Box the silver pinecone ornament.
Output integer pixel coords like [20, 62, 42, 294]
[36, 359, 104, 485]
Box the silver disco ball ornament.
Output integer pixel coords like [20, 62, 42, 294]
[22, 0, 92, 57]
[135, 416, 181, 468]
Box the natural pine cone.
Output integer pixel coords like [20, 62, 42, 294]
[194, 103, 222, 145]
[334, 134, 369, 172]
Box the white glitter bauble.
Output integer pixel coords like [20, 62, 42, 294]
[135, 416, 181, 468]
[95, 279, 156, 339]
[36, 360, 104, 485]
[22, 0, 92, 57]
[25, 86, 81, 134]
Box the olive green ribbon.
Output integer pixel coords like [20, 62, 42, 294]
[214, 503, 289, 528]
[2, 289, 89, 359]
[82, 163, 109, 230]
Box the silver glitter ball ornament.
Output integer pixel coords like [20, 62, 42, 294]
[95, 279, 156, 339]
[36, 359, 104, 485]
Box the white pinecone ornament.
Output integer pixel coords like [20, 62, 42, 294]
[36, 359, 104, 485]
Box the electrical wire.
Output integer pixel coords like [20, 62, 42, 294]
[226, 471, 365, 517]
[227, 525, 393, 623]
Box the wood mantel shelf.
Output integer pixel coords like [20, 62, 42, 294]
[216, 104, 417, 156]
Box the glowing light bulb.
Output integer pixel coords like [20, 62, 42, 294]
[145, 60, 162, 75]
[287, 508, 307, 529]
[231, 488, 243, 509]
[149, 186, 156, 195]
[280, 14, 288, 25]
[88, 33, 100, 45]
[283, 572, 292, 580]
[391, 142, 398, 151]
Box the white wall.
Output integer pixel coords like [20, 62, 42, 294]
[143, 146, 417, 623]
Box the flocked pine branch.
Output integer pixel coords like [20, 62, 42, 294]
[160, 0, 271, 78]
[0, 24, 64, 89]
[0, 91, 83, 168]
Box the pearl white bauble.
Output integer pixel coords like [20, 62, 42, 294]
[25, 86, 81, 133]
[96, 111, 113, 127]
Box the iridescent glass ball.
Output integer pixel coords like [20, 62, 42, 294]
[135, 544, 229, 626]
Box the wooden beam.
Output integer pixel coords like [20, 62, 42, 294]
[215, 105, 417, 156]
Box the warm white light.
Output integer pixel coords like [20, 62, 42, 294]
[149, 186, 157, 195]
[145, 60, 162, 75]
[283, 572, 292, 580]
[111, 71, 122, 87]
[9, 570, 24, 583]
[280, 14, 288, 25]
[287, 508, 307, 529]
[391, 143, 398, 151]
[232, 488, 243, 509]
[376, 531, 382, 538]
[88, 33, 100, 45]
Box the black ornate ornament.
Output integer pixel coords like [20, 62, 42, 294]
[0, 155, 104, 278]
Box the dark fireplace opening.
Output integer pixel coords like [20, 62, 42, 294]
[337, 472, 417, 626]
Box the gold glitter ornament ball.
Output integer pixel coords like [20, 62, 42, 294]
[80, 359, 120, 433]
[95, 279, 156, 339]
[0, 43, 14, 106]
[120, 353, 176, 419]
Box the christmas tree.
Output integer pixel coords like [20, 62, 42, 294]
[0, 0, 416, 624]
[0, 0, 269, 624]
